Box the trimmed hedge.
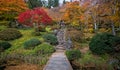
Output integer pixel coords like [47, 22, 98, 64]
[0, 28, 22, 41]
[43, 34, 58, 45]
[34, 43, 55, 55]
[89, 33, 120, 55]
[24, 38, 41, 49]
[66, 49, 81, 60]
[0, 41, 11, 52]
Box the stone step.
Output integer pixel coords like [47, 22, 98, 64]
[56, 46, 65, 50]
[56, 45, 66, 50]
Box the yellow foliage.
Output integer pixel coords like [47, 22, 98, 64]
[62, 1, 84, 26]
[88, 28, 94, 33]
[71, 20, 79, 26]
[0, 0, 28, 14]
[99, 28, 111, 33]
[0, 0, 28, 20]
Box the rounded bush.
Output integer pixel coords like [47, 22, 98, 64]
[24, 38, 41, 49]
[89, 33, 120, 55]
[0, 41, 11, 52]
[66, 49, 81, 60]
[0, 28, 22, 41]
[43, 34, 58, 45]
[34, 43, 55, 55]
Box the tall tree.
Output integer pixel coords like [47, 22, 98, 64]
[18, 8, 52, 27]
[89, 4, 99, 33]
[27, 0, 43, 9]
[0, 0, 28, 21]
[48, 0, 59, 8]
[110, 0, 120, 35]
[48, 0, 54, 8]
[62, 1, 84, 26]
[53, 0, 59, 7]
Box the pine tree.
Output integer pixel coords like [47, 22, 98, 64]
[53, 0, 59, 7]
[27, 0, 43, 9]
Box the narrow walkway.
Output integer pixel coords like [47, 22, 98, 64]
[43, 29, 73, 70]
[43, 51, 73, 70]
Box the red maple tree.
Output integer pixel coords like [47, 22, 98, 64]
[18, 8, 52, 26]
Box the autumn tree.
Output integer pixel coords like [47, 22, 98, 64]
[89, 4, 100, 33]
[18, 8, 52, 27]
[0, 0, 28, 22]
[110, 0, 120, 35]
[93, 0, 120, 35]
[62, 1, 84, 26]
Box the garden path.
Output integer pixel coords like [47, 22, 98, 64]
[43, 29, 73, 70]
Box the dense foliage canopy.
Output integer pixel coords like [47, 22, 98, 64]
[18, 8, 52, 27]
[0, 0, 28, 21]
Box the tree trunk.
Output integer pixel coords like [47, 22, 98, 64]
[119, 23, 120, 30]
[94, 22, 97, 30]
[91, 12, 98, 33]
[111, 0, 117, 35]
[93, 20, 98, 33]
[111, 22, 116, 35]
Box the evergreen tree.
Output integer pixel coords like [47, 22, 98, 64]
[48, 0, 59, 8]
[41, 0, 48, 7]
[48, 0, 54, 8]
[27, 0, 43, 9]
[53, 0, 59, 7]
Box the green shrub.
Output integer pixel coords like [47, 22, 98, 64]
[24, 38, 41, 49]
[0, 21, 9, 26]
[32, 31, 41, 36]
[66, 49, 81, 60]
[89, 33, 120, 55]
[34, 43, 55, 55]
[45, 27, 52, 32]
[0, 28, 22, 41]
[43, 34, 58, 45]
[77, 52, 113, 70]
[0, 26, 7, 31]
[0, 41, 11, 52]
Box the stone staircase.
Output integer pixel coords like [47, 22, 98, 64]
[43, 29, 73, 70]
